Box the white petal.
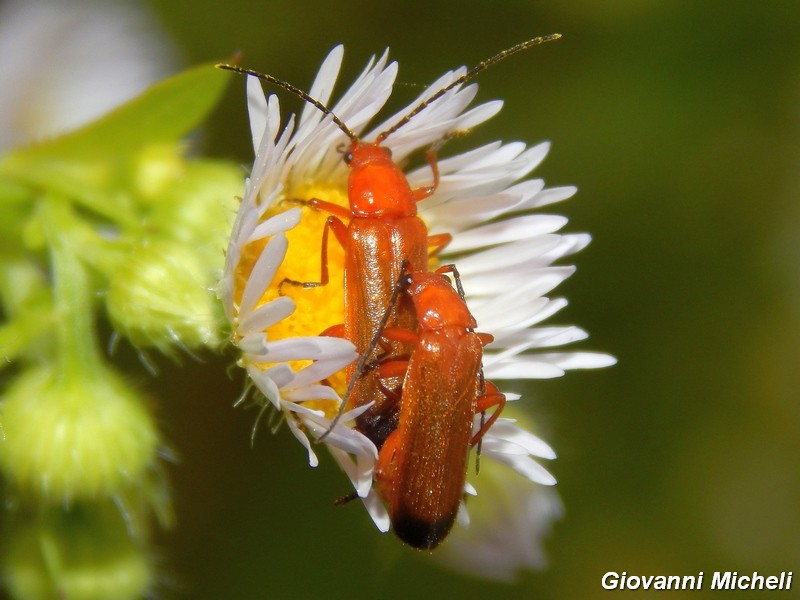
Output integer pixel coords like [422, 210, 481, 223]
[482, 356, 566, 379]
[430, 141, 505, 173]
[522, 185, 577, 209]
[246, 75, 270, 152]
[457, 503, 471, 527]
[239, 296, 295, 336]
[250, 335, 337, 361]
[487, 453, 556, 486]
[283, 384, 342, 403]
[518, 141, 550, 173]
[300, 44, 344, 124]
[473, 298, 555, 334]
[443, 214, 568, 253]
[453, 99, 504, 131]
[257, 363, 295, 390]
[303, 417, 377, 458]
[283, 409, 319, 467]
[248, 95, 287, 198]
[489, 326, 589, 350]
[360, 490, 391, 532]
[239, 233, 287, 316]
[534, 352, 618, 370]
[327, 447, 390, 531]
[427, 190, 536, 228]
[481, 419, 557, 460]
[247, 207, 302, 242]
[289, 343, 358, 388]
[246, 364, 282, 408]
[453, 235, 563, 276]
[463, 266, 575, 297]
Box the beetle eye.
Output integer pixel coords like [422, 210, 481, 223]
[343, 151, 353, 164]
[383, 147, 392, 159]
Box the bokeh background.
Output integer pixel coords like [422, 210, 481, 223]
[7, 0, 800, 598]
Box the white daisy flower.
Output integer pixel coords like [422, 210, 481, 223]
[221, 44, 615, 571]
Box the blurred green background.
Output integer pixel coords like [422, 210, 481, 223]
[75, 0, 800, 597]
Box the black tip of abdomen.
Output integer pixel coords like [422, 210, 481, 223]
[393, 513, 455, 550]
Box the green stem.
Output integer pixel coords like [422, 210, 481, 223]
[41, 197, 102, 380]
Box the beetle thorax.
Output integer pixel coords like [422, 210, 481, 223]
[410, 275, 478, 331]
[346, 142, 417, 219]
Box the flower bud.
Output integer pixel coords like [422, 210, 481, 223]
[130, 144, 185, 201]
[106, 240, 222, 352]
[0, 365, 158, 502]
[147, 160, 241, 259]
[3, 501, 152, 600]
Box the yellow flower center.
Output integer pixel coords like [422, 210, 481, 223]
[232, 175, 440, 419]
[233, 183, 349, 413]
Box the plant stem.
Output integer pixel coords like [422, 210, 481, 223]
[41, 197, 102, 381]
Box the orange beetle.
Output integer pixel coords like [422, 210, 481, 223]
[372, 266, 505, 549]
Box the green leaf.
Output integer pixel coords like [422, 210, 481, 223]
[7, 62, 232, 162]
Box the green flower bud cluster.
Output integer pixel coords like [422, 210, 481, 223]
[4, 500, 153, 600]
[0, 65, 236, 598]
[106, 152, 242, 354]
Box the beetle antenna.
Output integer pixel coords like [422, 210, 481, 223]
[376, 33, 561, 143]
[216, 63, 358, 141]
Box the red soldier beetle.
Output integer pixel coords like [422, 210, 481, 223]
[369, 264, 505, 549]
[217, 35, 559, 445]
